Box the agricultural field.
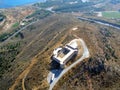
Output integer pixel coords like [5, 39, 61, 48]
[102, 11, 120, 18]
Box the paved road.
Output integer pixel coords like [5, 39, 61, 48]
[49, 38, 90, 90]
[6, 21, 38, 42]
[0, 20, 39, 46]
[77, 17, 120, 30]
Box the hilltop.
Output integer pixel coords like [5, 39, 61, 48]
[0, 13, 119, 90]
[0, 0, 120, 90]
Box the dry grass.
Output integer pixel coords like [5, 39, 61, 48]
[0, 13, 120, 90]
[53, 18, 120, 90]
[0, 14, 80, 90]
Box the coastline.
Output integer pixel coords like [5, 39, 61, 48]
[0, 0, 46, 9]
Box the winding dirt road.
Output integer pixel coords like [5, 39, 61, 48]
[49, 38, 90, 90]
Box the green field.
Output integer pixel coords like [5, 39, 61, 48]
[12, 22, 19, 28]
[102, 11, 120, 18]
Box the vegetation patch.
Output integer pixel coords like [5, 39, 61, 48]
[0, 42, 21, 78]
[26, 9, 52, 20]
[12, 22, 19, 28]
[102, 11, 120, 18]
[0, 30, 17, 42]
[0, 13, 6, 22]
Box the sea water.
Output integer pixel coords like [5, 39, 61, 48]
[0, 0, 45, 8]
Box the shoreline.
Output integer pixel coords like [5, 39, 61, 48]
[0, 0, 46, 9]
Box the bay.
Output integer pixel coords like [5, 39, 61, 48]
[0, 0, 45, 8]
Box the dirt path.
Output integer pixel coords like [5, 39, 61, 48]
[9, 27, 71, 90]
[31, 31, 69, 90]
[48, 28, 87, 90]
[86, 73, 94, 90]
[9, 21, 59, 90]
[49, 38, 90, 90]
[9, 21, 58, 90]
[9, 57, 38, 90]
[16, 21, 58, 58]
[21, 33, 60, 90]
[22, 74, 27, 90]
[11, 30, 68, 90]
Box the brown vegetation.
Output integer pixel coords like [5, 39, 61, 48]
[0, 6, 35, 33]
[54, 18, 120, 90]
[0, 13, 120, 90]
[0, 14, 79, 90]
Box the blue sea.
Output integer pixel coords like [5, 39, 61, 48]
[0, 0, 45, 8]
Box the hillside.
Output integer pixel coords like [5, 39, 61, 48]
[0, 0, 120, 90]
[0, 6, 35, 33]
[0, 14, 79, 90]
[0, 12, 120, 90]
[53, 15, 120, 90]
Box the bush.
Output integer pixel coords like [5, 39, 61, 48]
[0, 42, 20, 78]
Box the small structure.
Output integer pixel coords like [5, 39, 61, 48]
[52, 40, 78, 68]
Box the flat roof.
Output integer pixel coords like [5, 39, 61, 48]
[52, 39, 79, 65]
[56, 46, 75, 64]
[53, 46, 77, 64]
[57, 47, 70, 59]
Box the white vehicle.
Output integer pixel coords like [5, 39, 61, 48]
[52, 73, 55, 81]
[50, 73, 55, 83]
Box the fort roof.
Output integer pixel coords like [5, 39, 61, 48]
[52, 39, 78, 65]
